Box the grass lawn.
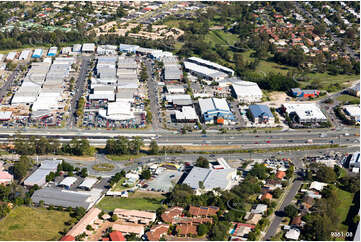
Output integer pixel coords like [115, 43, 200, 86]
[92, 163, 115, 171]
[336, 94, 360, 104]
[106, 153, 146, 161]
[334, 187, 354, 232]
[0, 206, 71, 241]
[112, 177, 134, 191]
[205, 30, 239, 47]
[97, 192, 165, 212]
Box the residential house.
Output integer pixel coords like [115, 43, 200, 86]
[146, 224, 169, 241]
[176, 224, 197, 236]
[261, 193, 273, 201]
[188, 206, 219, 217]
[161, 207, 184, 223]
[113, 209, 156, 225]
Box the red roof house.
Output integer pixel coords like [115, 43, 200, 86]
[109, 231, 126, 241]
[60, 235, 75, 241]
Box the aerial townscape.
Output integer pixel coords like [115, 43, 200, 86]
[0, 1, 360, 242]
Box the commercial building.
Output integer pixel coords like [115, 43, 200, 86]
[344, 105, 360, 123]
[32, 49, 43, 58]
[97, 45, 117, 55]
[291, 88, 320, 98]
[113, 208, 156, 225]
[187, 56, 234, 76]
[47, 46, 58, 57]
[231, 81, 263, 103]
[348, 83, 360, 97]
[0, 111, 12, 121]
[24, 159, 62, 187]
[281, 103, 327, 124]
[349, 152, 360, 169]
[198, 98, 235, 124]
[182, 166, 237, 194]
[166, 85, 185, 94]
[82, 43, 96, 53]
[165, 94, 193, 107]
[248, 104, 274, 124]
[89, 86, 116, 102]
[65, 207, 102, 237]
[31, 188, 103, 210]
[184, 61, 228, 81]
[174, 106, 198, 123]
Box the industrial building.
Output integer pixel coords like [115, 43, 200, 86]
[98, 100, 136, 120]
[231, 81, 263, 103]
[198, 98, 235, 124]
[165, 94, 193, 107]
[162, 56, 182, 81]
[182, 166, 238, 194]
[24, 159, 62, 187]
[248, 104, 274, 124]
[82, 43, 96, 53]
[97, 45, 117, 55]
[343, 105, 360, 123]
[31, 187, 103, 210]
[166, 85, 185, 94]
[89, 86, 116, 102]
[6, 51, 17, 61]
[184, 61, 228, 81]
[187, 56, 234, 76]
[281, 103, 327, 124]
[174, 106, 199, 123]
[347, 83, 360, 97]
[118, 44, 139, 53]
[47, 46, 58, 57]
[58, 177, 78, 189]
[32, 49, 43, 58]
[19, 50, 31, 60]
[78, 177, 98, 190]
[72, 44, 82, 53]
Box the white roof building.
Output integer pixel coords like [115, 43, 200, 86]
[78, 177, 98, 190]
[82, 43, 96, 52]
[59, 177, 78, 188]
[24, 159, 62, 187]
[344, 105, 360, 122]
[188, 56, 234, 76]
[285, 228, 300, 240]
[72, 44, 82, 52]
[184, 61, 228, 81]
[166, 85, 185, 94]
[282, 103, 327, 123]
[6, 52, 17, 61]
[0, 54, 4, 62]
[309, 181, 328, 191]
[99, 101, 135, 120]
[174, 106, 199, 121]
[19, 50, 31, 60]
[231, 81, 263, 103]
[251, 204, 268, 214]
[0, 111, 12, 121]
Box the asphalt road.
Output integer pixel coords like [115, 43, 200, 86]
[0, 65, 20, 101]
[68, 56, 91, 128]
[145, 59, 161, 131]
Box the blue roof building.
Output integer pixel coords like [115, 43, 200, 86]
[198, 98, 235, 124]
[32, 49, 43, 58]
[119, 44, 139, 53]
[249, 104, 274, 124]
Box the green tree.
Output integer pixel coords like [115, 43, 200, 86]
[284, 204, 298, 218]
[315, 165, 336, 183]
[195, 156, 209, 168]
[197, 223, 209, 236]
[149, 140, 159, 155]
[80, 168, 88, 178]
[13, 155, 32, 180]
[140, 169, 151, 180]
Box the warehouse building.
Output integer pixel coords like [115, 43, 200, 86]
[174, 106, 199, 123]
[59, 177, 78, 189]
[32, 49, 43, 58]
[47, 47, 58, 57]
[31, 187, 103, 210]
[165, 94, 193, 107]
[82, 43, 96, 53]
[291, 88, 320, 98]
[6, 51, 17, 61]
[61, 47, 72, 55]
[118, 57, 138, 70]
[231, 81, 263, 103]
[97, 45, 117, 55]
[343, 105, 360, 123]
[187, 56, 234, 76]
[184, 61, 228, 81]
[78, 177, 98, 191]
[166, 85, 185, 94]
[119, 44, 139, 53]
[98, 100, 136, 120]
[248, 104, 274, 124]
[19, 50, 31, 60]
[282, 103, 327, 124]
[72, 44, 82, 53]
[183, 166, 238, 194]
[198, 98, 235, 124]
[24, 159, 62, 187]
[89, 86, 116, 102]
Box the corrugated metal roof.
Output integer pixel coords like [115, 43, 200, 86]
[249, 105, 274, 118]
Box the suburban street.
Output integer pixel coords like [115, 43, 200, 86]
[145, 59, 161, 131]
[0, 64, 20, 101]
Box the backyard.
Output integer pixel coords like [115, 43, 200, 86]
[334, 187, 355, 233]
[0, 206, 71, 241]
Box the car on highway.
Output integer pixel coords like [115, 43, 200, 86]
[266, 141, 271, 143]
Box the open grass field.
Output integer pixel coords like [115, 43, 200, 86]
[97, 191, 165, 212]
[336, 94, 360, 104]
[334, 187, 354, 233]
[92, 163, 115, 171]
[0, 206, 71, 241]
